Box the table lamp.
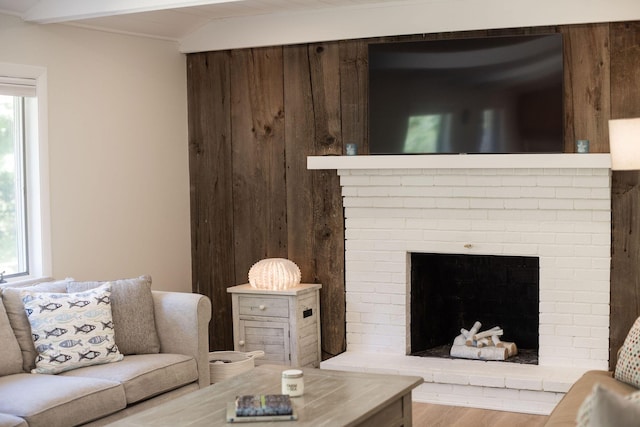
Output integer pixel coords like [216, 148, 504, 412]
[610, 118, 640, 170]
[248, 258, 301, 290]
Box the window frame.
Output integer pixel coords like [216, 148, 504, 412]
[0, 62, 51, 284]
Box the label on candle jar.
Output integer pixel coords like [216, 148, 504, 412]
[281, 369, 304, 397]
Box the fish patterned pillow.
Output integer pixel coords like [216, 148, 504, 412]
[20, 283, 123, 374]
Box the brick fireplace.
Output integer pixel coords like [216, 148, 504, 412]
[308, 153, 611, 414]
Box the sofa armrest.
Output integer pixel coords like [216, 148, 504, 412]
[152, 291, 212, 388]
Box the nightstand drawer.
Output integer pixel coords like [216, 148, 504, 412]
[237, 296, 289, 318]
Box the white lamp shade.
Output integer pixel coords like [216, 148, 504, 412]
[610, 118, 640, 170]
[248, 258, 301, 290]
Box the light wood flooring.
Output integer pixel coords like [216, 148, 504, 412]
[412, 402, 548, 427]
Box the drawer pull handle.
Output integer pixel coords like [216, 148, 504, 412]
[239, 340, 245, 346]
[259, 305, 266, 310]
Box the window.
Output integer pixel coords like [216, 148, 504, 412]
[0, 64, 50, 283]
[0, 94, 28, 277]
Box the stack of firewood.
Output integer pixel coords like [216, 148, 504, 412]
[450, 321, 518, 361]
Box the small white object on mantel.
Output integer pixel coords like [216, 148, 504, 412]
[307, 153, 612, 170]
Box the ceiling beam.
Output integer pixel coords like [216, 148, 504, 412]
[22, 0, 243, 23]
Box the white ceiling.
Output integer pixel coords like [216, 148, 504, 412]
[1, 0, 639, 53]
[0, 0, 401, 41]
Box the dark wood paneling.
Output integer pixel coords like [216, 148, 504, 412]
[309, 43, 346, 358]
[339, 39, 369, 155]
[230, 47, 287, 283]
[283, 44, 316, 284]
[187, 51, 235, 350]
[610, 21, 640, 368]
[562, 24, 611, 153]
[189, 22, 640, 363]
[282, 42, 346, 358]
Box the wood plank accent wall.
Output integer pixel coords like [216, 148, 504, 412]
[187, 22, 640, 367]
[610, 21, 640, 368]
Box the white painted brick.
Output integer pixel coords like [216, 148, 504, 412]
[504, 199, 539, 209]
[485, 187, 527, 198]
[555, 187, 593, 199]
[527, 187, 558, 199]
[519, 389, 563, 403]
[434, 175, 468, 186]
[573, 176, 611, 188]
[436, 198, 470, 209]
[539, 313, 573, 325]
[539, 291, 573, 303]
[433, 372, 469, 385]
[537, 176, 574, 187]
[469, 375, 505, 388]
[556, 325, 592, 337]
[573, 314, 609, 327]
[573, 336, 608, 349]
[591, 304, 609, 316]
[453, 187, 486, 198]
[589, 327, 610, 339]
[339, 164, 611, 384]
[465, 176, 503, 187]
[590, 349, 610, 361]
[370, 176, 402, 186]
[555, 302, 591, 314]
[557, 210, 592, 221]
[592, 210, 612, 222]
[340, 175, 371, 186]
[401, 175, 435, 186]
[539, 199, 574, 210]
[505, 377, 543, 391]
[573, 291, 609, 304]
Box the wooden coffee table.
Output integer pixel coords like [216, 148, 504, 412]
[109, 364, 422, 426]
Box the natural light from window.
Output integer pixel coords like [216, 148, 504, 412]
[0, 95, 27, 277]
[404, 114, 452, 153]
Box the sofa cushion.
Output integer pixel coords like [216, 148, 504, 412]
[0, 297, 23, 376]
[67, 275, 160, 355]
[0, 373, 126, 427]
[615, 315, 640, 388]
[21, 284, 124, 374]
[577, 383, 640, 427]
[0, 413, 27, 427]
[2, 281, 69, 372]
[60, 353, 198, 404]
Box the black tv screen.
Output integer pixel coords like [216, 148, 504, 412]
[368, 34, 564, 154]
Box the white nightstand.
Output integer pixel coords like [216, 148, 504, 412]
[227, 283, 322, 367]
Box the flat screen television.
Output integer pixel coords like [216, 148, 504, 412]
[368, 34, 564, 154]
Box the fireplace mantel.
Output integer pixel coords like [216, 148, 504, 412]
[307, 153, 612, 170]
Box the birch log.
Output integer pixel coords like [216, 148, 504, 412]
[465, 321, 482, 346]
[450, 344, 508, 360]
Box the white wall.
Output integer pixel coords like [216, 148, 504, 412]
[0, 13, 191, 292]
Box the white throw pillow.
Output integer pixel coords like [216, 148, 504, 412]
[21, 284, 123, 374]
[577, 384, 640, 427]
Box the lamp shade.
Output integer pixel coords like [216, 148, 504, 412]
[610, 118, 640, 170]
[248, 258, 301, 290]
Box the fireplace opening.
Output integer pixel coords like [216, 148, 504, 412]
[410, 252, 539, 364]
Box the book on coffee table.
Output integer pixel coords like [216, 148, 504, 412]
[226, 394, 297, 423]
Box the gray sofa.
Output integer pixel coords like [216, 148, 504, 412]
[0, 280, 211, 427]
[544, 370, 637, 426]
